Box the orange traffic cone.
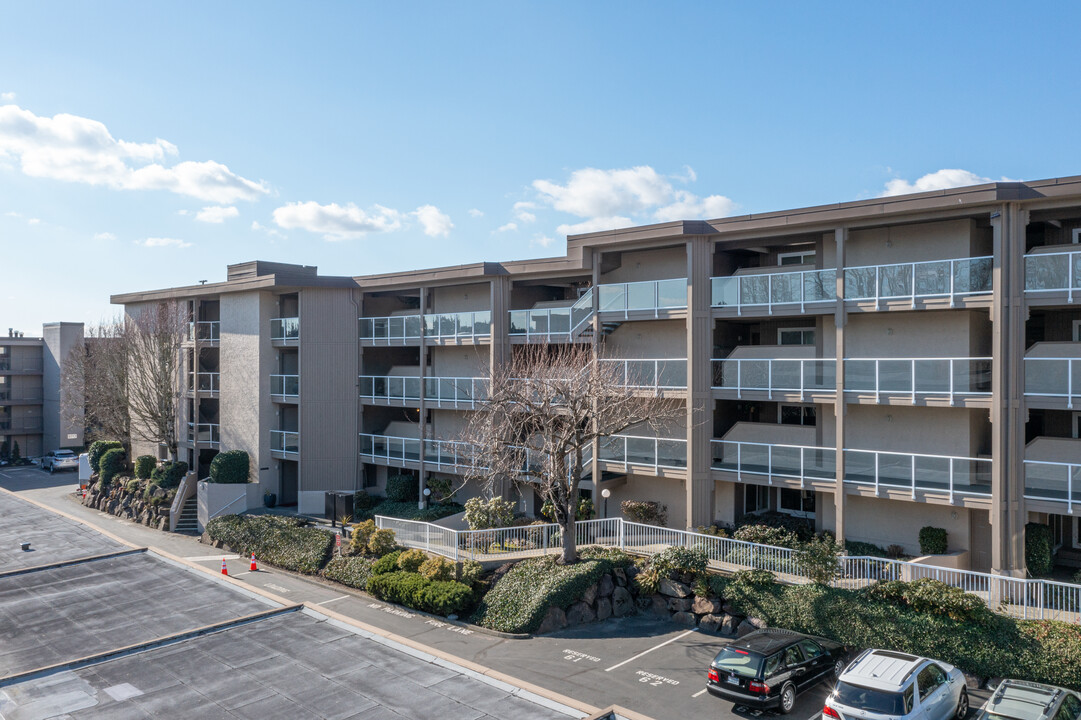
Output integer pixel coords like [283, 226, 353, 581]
[249, 553, 258, 572]
[220, 558, 228, 576]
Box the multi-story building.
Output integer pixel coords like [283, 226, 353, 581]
[0, 322, 85, 458]
[113, 176, 1081, 576]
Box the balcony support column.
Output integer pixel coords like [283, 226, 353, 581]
[418, 287, 429, 508]
[686, 237, 714, 528]
[991, 205, 1028, 576]
[489, 276, 514, 501]
[833, 226, 847, 544]
[590, 252, 602, 499]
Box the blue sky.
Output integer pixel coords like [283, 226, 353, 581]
[3, 1, 1080, 333]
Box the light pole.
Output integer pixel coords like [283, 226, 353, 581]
[601, 488, 611, 519]
[423, 486, 431, 509]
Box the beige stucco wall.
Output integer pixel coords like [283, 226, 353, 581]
[603, 320, 686, 358]
[607, 474, 688, 528]
[430, 345, 488, 377]
[600, 247, 687, 284]
[430, 283, 490, 313]
[845, 218, 980, 267]
[824, 310, 989, 358]
[843, 494, 971, 556]
[220, 291, 274, 486]
[836, 404, 987, 457]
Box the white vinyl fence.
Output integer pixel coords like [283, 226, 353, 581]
[374, 515, 1081, 622]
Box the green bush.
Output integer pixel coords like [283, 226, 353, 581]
[458, 559, 483, 586]
[795, 535, 843, 585]
[419, 556, 456, 582]
[651, 545, 708, 577]
[846, 540, 891, 558]
[368, 570, 428, 604]
[367, 528, 397, 557]
[635, 566, 661, 595]
[723, 576, 1081, 690]
[864, 578, 992, 625]
[353, 490, 376, 514]
[366, 571, 473, 616]
[134, 455, 156, 479]
[472, 554, 628, 633]
[425, 476, 456, 503]
[732, 569, 776, 588]
[99, 448, 126, 485]
[695, 524, 731, 538]
[621, 500, 667, 526]
[420, 580, 474, 616]
[349, 519, 377, 556]
[205, 514, 334, 574]
[735, 511, 814, 542]
[385, 474, 419, 503]
[89, 440, 123, 473]
[124, 478, 141, 494]
[397, 548, 428, 573]
[464, 496, 516, 530]
[209, 450, 249, 484]
[323, 556, 375, 589]
[371, 549, 404, 575]
[353, 500, 464, 523]
[151, 460, 188, 488]
[918, 526, 948, 555]
[1026, 523, 1054, 578]
[733, 524, 801, 549]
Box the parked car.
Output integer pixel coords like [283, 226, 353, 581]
[41, 450, 79, 473]
[824, 649, 968, 720]
[706, 628, 849, 714]
[977, 679, 1081, 720]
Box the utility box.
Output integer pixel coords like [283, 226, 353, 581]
[78, 453, 92, 483]
[324, 491, 353, 523]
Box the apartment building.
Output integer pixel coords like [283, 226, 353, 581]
[0, 322, 85, 459]
[112, 176, 1081, 576]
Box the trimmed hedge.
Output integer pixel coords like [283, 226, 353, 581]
[99, 448, 126, 485]
[385, 474, 419, 503]
[366, 571, 473, 616]
[1026, 523, 1054, 578]
[205, 515, 334, 574]
[353, 490, 376, 514]
[209, 450, 249, 484]
[323, 556, 375, 589]
[621, 500, 667, 526]
[397, 549, 428, 573]
[89, 440, 123, 473]
[724, 576, 1081, 690]
[864, 578, 991, 624]
[472, 553, 628, 633]
[845, 540, 890, 558]
[371, 549, 404, 575]
[355, 500, 464, 523]
[919, 526, 948, 555]
[151, 460, 188, 488]
[134, 455, 156, 479]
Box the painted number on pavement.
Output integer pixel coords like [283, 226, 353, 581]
[636, 670, 680, 687]
[562, 650, 601, 663]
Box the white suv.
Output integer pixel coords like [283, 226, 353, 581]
[824, 649, 969, 720]
[41, 450, 80, 473]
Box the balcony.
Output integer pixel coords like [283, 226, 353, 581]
[509, 292, 593, 343]
[1024, 438, 1081, 513]
[187, 372, 220, 395]
[186, 422, 220, 446]
[358, 375, 488, 407]
[711, 440, 992, 501]
[0, 390, 44, 404]
[270, 317, 300, 344]
[270, 430, 299, 456]
[188, 321, 220, 343]
[423, 311, 492, 343]
[597, 434, 687, 474]
[359, 315, 423, 344]
[0, 419, 43, 434]
[270, 374, 299, 400]
[597, 278, 687, 317]
[713, 358, 837, 400]
[597, 358, 687, 393]
[1024, 344, 1081, 409]
[712, 268, 836, 315]
[1025, 249, 1081, 304]
[0, 358, 44, 374]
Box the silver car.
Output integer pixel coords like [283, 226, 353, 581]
[42, 450, 80, 473]
[824, 649, 968, 720]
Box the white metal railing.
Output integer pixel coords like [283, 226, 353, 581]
[712, 268, 836, 314]
[509, 289, 595, 341]
[1025, 358, 1080, 407]
[270, 430, 299, 455]
[359, 314, 423, 342]
[712, 359, 837, 397]
[168, 471, 198, 532]
[710, 440, 992, 500]
[844, 256, 993, 306]
[376, 514, 1081, 621]
[270, 374, 299, 397]
[358, 433, 556, 474]
[188, 372, 220, 393]
[843, 357, 992, 402]
[424, 310, 492, 340]
[359, 433, 423, 464]
[187, 422, 220, 445]
[270, 317, 299, 341]
[597, 278, 687, 316]
[188, 321, 220, 341]
[1025, 249, 1081, 302]
[1024, 459, 1081, 514]
[598, 358, 687, 390]
[598, 434, 687, 470]
[358, 376, 489, 405]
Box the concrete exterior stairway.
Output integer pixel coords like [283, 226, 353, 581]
[174, 495, 199, 534]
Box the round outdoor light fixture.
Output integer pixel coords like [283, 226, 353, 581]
[601, 489, 611, 498]
[423, 488, 431, 497]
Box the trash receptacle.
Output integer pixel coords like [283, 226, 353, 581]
[324, 491, 353, 523]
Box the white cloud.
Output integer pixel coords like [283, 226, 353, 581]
[93, 232, 116, 241]
[4, 211, 20, 217]
[412, 205, 453, 237]
[531, 234, 557, 248]
[653, 192, 737, 222]
[495, 222, 518, 233]
[194, 205, 239, 223]
[0, 92, 14, 102]
[272, 201, 404, 241]
[513, 201, 537, 223]
[251, 220, 286, 240]
[0, 104, 268, 204]
[468, 208, 484, 218]
[26, 217, 40, 225]
[880, 169, 999, 197]
[139, 237, 191, 249]
[556, 216, 634, 236]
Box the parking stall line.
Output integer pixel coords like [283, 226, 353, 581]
[316, 595, 350, 606]
[692, 688, 708, 698]
[604, 629, 697, 672]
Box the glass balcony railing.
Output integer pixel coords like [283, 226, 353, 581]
[188, 372, 220, 393]
[1024, 460, 1081, 512]
[597, 278, 687, 314]
[270, 317, 299, 341]
[270, 430, 299, 455]
[0, 358, 44, 373]
[188, 321, 220, 341]
[358, 376, 488, 404]
[710, 440, 992, 498]
[0, 419, 43, 433]
[712, 269, 836, 312]
[843, 256, 992, 304]
[187, 422, 220, 445]
[270, 374, 299, 397]
[598, 358, 687, 390]
[509, 290, 595, 341]
[359, 315, 423, 341]
[0, 390, 43, 402]
[424, 310, 492, 340]
[598, 434, 687, 470]
[1025, 358, 1080, 405]
[1024, 250, 1081, 300]
[424, 438, 484, 470]
[359, 433, 423, 463]
[712, 359, 837, 395]
[843, 358, 992, 400]
[359, 376, 421, 402]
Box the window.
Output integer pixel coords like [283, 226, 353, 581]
[778, 250, 815, 266]
[783, 645, 804, 667]
[1057, 694, 1081, 720]
[780, 404, 816, 426]
[798, 640, 824, 659]
[778, 327, 815, 346]
[1073, 319, 1081, 342]
[763, 653, 782, 677]
[1072, 228, 1081, 244]
[917, 665, 945, 701]
[903, 685, 915, 715]
[780, 489, 816, 518]
[744, 485, 770, 514]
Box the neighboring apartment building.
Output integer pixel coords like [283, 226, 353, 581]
[112, 176, 1081, 576]
[0, 322, 85, 459]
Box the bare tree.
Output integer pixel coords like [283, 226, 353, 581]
[126, 302, 187, 459]
[462, 344, 683, 564]
[62, 316, 131, 451]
